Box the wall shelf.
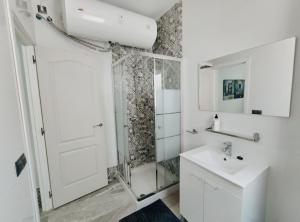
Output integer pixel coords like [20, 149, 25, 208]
[206, 127, 260, 142]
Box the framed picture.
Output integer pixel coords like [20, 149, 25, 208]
[234, 80, 245, 99]
[223, 80, 234, 100]
[223, 79, 245, 100]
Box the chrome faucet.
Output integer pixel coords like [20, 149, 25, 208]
[223, 142, 232, 157]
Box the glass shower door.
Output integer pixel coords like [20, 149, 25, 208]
[113, 53, 181, 200]
[154, 58, 181, 190]
[113, 62, 131, 186]
[125, 55, 157, 200]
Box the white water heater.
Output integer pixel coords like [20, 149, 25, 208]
[62, 0, 157, 49]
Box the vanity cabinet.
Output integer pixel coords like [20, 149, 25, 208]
[180, 157, 267, 222]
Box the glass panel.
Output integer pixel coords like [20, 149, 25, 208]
[114, 55, 181, 200]
[155, 59, 181, 190]
[119, 54, 156, 200]
[113, 61, 130, 185]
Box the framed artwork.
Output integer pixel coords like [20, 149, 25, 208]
[223, 80, 234, 100]
[223, 79, 245, 100]
[234, 80, 245, 98]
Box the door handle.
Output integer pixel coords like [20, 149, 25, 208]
[93, 123, 103, 128]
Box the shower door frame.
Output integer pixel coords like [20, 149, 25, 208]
[112, 52, 183, 200]
[113, 59, 132, 187]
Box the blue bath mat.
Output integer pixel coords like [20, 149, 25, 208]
[119, 199, 180, 222]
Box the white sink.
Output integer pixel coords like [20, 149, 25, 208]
[191, 149, 247, 175]
[180, 145, 269, 188]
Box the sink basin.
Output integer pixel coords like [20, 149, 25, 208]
[180, 146, 269, 187]
[192, 150, 247, 175]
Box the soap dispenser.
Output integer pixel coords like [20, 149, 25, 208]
[213, 114, 221, 131]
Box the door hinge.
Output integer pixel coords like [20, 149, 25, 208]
[49, 190, 52, 198]
[41, 127, 45, 136]
[32, 55, 36, 64]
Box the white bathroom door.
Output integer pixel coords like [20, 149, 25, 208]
[36, 47, 108, 208]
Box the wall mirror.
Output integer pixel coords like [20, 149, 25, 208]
[198, 37, 296, 117]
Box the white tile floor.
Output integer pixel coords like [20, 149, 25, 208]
[130, 161, 178, 198]
[130, 162, 156, 198]
[162, 192, 180, 218]
[40, 180, 180, 222]
[40, 181, 136, 222]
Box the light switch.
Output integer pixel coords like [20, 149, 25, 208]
[15, 153, 27, 177]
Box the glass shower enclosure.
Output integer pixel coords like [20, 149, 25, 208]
[113, 52, 181, 200]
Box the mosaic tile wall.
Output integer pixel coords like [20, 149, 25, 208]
[112, 43, 151, 64]
[159, 156, 180, 179]
[114, 54, 156, 167]
[153, 1, 183, 58]
[126, 55, 156, 167]
[112, 1, 182, 62]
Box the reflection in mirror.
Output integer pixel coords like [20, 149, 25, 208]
[198, 37, 296, 117]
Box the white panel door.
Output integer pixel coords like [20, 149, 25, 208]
[204, 182, 242, 222]
[36, 47, 108, 208]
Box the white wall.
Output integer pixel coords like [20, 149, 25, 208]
[32, 0, 118, 167]
[0, 0, 37, 221]
[9, 0, 36, 42]
[198, 68, 214, 111]
[182, 1, 300, 222]
[14, 33, 40, 188]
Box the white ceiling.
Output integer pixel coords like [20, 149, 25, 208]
[99, 0, 179, 19]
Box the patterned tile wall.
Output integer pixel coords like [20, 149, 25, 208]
[153, 1, 182, 58]
[112, 0, 182, 62]
[114, 54, 156, 167]
[112, 44, 151, 64]
[158, 156, 180, 179]
[126, 54, 156, 167]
